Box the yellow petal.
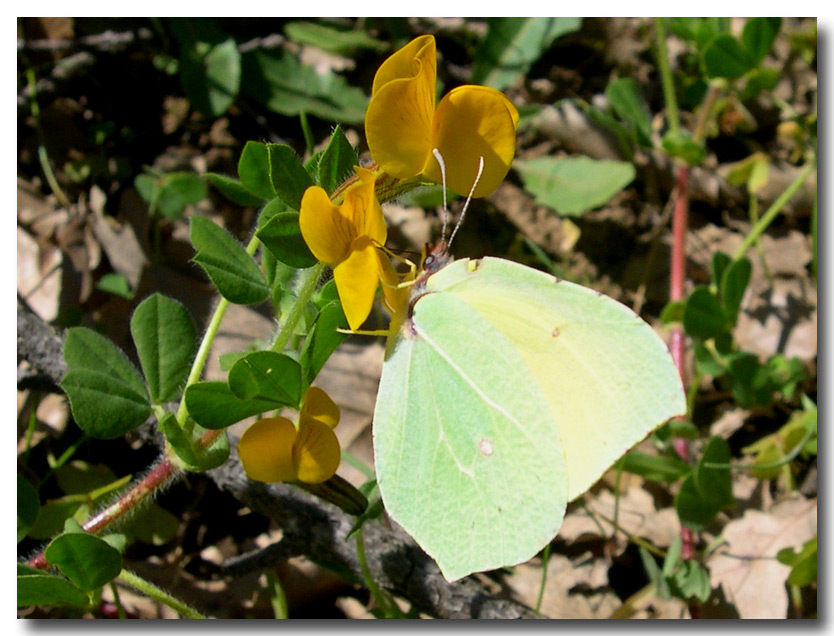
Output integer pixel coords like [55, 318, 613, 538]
[299, 185, 354, 266]
[344, 167, 387, 246]
[300, 386, 340, 429]
[426, 85, 520, 197]
[371, 34, 436, 96]
[293, 418, 341, 483]
[378, 250, 411, 321]
[237, 417, 298, 483]
[365, 36, 436, 179]
[333, 236, 380, 331]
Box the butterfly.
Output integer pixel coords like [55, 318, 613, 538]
[371, 154, 686, 582]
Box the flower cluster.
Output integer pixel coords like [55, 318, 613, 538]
[241, 34, 518, 486]
[301, 34, 519, 332]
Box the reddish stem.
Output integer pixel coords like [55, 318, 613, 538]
[669, 165, 691, 464]
[27, 457, 181, 570]
[668, 164, 698, 570]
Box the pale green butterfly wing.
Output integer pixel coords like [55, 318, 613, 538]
[425, 257, 687, 501]
[373, 289, 568, 582]
[373, 255, 686, 581]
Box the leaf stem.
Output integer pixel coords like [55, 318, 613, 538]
[355, 525, 398, 617]
[654, 18, 680, 137]
[731, 161, 816, 261]
[25, 68, 73, 210]
[270, 262, 325, 353]
[117, 568, 208, 619]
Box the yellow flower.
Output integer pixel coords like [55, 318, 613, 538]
[299, 166, 387, 331]
[237, 387, 341, 484]
[365, 34, 519, 198]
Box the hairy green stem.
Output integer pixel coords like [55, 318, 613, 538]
[176, 235, 261, 425]
[270, 262, 325, 353]
[117, 569, 208, 619]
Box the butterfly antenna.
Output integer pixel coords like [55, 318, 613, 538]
[431, 148, 450, 243]
[448, 155, 484, 249]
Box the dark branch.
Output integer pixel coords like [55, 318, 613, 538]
[17, 299, 538, 619]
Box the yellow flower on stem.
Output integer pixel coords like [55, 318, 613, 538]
[365, 34, 519, 198]
[299, 166, 387, 331]
[237, 387, 341, 484]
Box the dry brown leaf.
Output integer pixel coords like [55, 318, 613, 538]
[506, 552, 619, 618]
[89, 185, 149, 288]
[708, 495, 817, 618]
[17, 226, 63, 321]
[560, 486, 679, 551]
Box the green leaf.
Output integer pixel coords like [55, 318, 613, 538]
[300, 299, 348, 387]
[724, 351, 774, 408]
[60, 327, 151, 439]
[693, 342, 725, 377]
[659, 300, 685, 324]
[265, 144, 315, 211]
[639, 546, 669, 598]
[316, 125, 359, 194]
[674, 474, 721, 531]
[184, 381, 280, 430]
[27, 499, 86, 540]
[237, 142, 314, 210]
[620, 451, 691, 483]
[284, 20, 388, 55]
[228, 351, 303, 407]
[682, 287, 730, 340]
[710, 251, 732, 287]
[158, 412, 230, 472]
[514, 156, 635, 216]
[241, 49, 369, 124]
[205, 172, 266, 206]
[44, 533, 123, 592]
[742, 67, 781, 99]
[777, 537, 817, 587]
[17, 574, 90, 608]
[661, 130, 707, 166]
[702, 34, 754, 79]
[256, 210, 318, 268]
[190, 216, 269, 305]
[693, 436, 734, 508]
[155, 173, 208, 220]
[176, 21, 241, 117]
[238, 141, 278, 200]
[54, 461, 119, 496]
[672, 560, 712, 603]
[605, 78, 652, 147]
[584, 104, 637, 160]
[471, 17, 582, 90]
[131, 294, 197, 404]
[719, 257, 752, 325]
[97, 273, 134, 299]
[18, 474, 40, 542]
[665, 18, 723, 48]
[125, 504, 181, 546]
[741, 17, 781, 65]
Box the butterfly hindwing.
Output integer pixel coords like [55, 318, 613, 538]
[373, 288, 568, 582]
